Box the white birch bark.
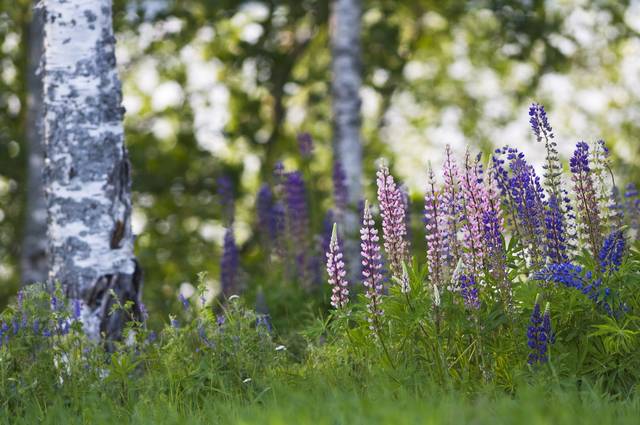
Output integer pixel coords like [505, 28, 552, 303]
[21, 3, 48, 285]
[42, 0, 142, 340]
[331, 0, 363, 274]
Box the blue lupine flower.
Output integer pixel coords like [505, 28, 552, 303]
[178, 293, 190, 311]
[217, 175, 235, 226]
[599, 230, 625, 275]
[256, 184, 276, 239]
[50, 295, 58, 312]
[17, 290, 24, 311]
[527, 297, 554, 365]
[544, 195, 568, 262]
[529, 103, 554, 143]
[11, 319, 19, 335]
[216, 314, 226, 327]
[297, 132, 314, 158]
[459, 274, 480, 310]
[42, 328, 51, 337]
[170, 319, 180, 328]
[73, 299, 82, 320]
[139, 302, 149, 322]
[221, 228, 239, 296]
[256, 314, 272, 332]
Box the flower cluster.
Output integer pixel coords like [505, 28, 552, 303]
[459, 274, 480, 310]
[599, 230, 626, 275]
[376, 164, 410, 278]
[570, 141, 603, 258]
[527, 296, 554, 365]
[424, 165, 448, 289]
[326, 223, 350, 309]
[360, 201, 385, 330]
[221, 228, 239, 296]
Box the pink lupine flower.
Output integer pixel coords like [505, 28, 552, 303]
[459, 150, 489, 277]
[360, 200, 384, 330]
[424, 164, 449, 289]
[376, 164, 410, 278]
[441, 145, 463, 265]
[326, 223, 350, 309]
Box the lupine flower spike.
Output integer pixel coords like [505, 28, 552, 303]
[527, 295, 554, 365]
[360, 200, 385, 330]
[424, 164, 449, 289]
[570, 142, 603, 259]
[441, 145, 463, 265]
[376, 163, 410, 278]
[326, 223, 350, 309]
[221, 228, 239, 296]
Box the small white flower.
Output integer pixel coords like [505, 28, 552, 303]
[228, 294, 240, 301]
[275, 345, 287, 351]
[242, 378, 252, 384]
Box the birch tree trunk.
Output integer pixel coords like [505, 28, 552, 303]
[21, 3, 48, 285]
[331, 0, 362, 273]
[42, 0, 142, 340]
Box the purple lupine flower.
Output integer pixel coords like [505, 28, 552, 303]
[527, 296, 553, 365]
[624, 183, 640, 230]
[297, 132, 314, 158]
[459, 274, 480, 310]
[256, 184, 275, 241]
[12, 319, 19, 335]
[599, 230, 625, 275]
[483, 168, 510, 297]
[333, 158, 349, 214]
[459, 151, 489, 276]
[32, 319, 40, 335]
[171, 318, 180, 328]
[178, 293, 190, 311]
[424, 164, 449, 289]
[139, 302, 149, 322]
[529, 103, 554, 144]
[217, 175, 235, 226]
[42, 328, 51, 338]
[441, 145, 463, 264]
[73, 299, 82, 320]
[570, 142, 603, 259]
[376, 164, 410, 278]
[544, 195, 569, 263]
[17, 290, 24, 311]
[360, 200, 385, 330]
[494, 147, 546, 265]
[221, 228, 239, 296]
[284, 171, 310, 252]
[326, 223, 350, 309]
[273, 161, 285, 181]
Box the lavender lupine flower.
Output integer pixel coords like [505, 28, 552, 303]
[624, 183, 640, 231]
[527, 296, 554, 365]
[217, 175, 235, 226]
[459, 151, 489, 276]
[297, 132, 314, 158]
[221, 228, 239, 296]
[285, 171, 310, 249]
[178, 293, 190, 311]
[424, 164, 449, 289]
[599, 230, 625, 275]
[441, 145, 463, 264]
[326, 223, 350, 309]
[72, 298, 82, 320]
[376, 164, 410, 278]
[256, 184, 275, 240]
[459, 274, 480, 310]
[361, 201, 385, 330]
[333, 159, 349, 214]
[570, 142, 603, 259]
[529, 103, 554, 144]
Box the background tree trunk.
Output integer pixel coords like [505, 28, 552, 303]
[42, 0, 141, 340]
[331, 0, 363, 274]
[21, 3, 48, 285]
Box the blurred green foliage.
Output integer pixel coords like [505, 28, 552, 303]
[1, 0, 639, 321]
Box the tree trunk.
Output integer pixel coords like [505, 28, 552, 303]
[331, 0, 363, 275]
[42, 0, 142, 340]
[21, 3, 48, 285]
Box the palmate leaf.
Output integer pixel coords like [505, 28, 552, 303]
[588, 316, 640, 355]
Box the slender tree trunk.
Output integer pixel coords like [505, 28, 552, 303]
[42, 0, 142, 340]
[21, 3, 48, 285]
[331, 0, 363, 274]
